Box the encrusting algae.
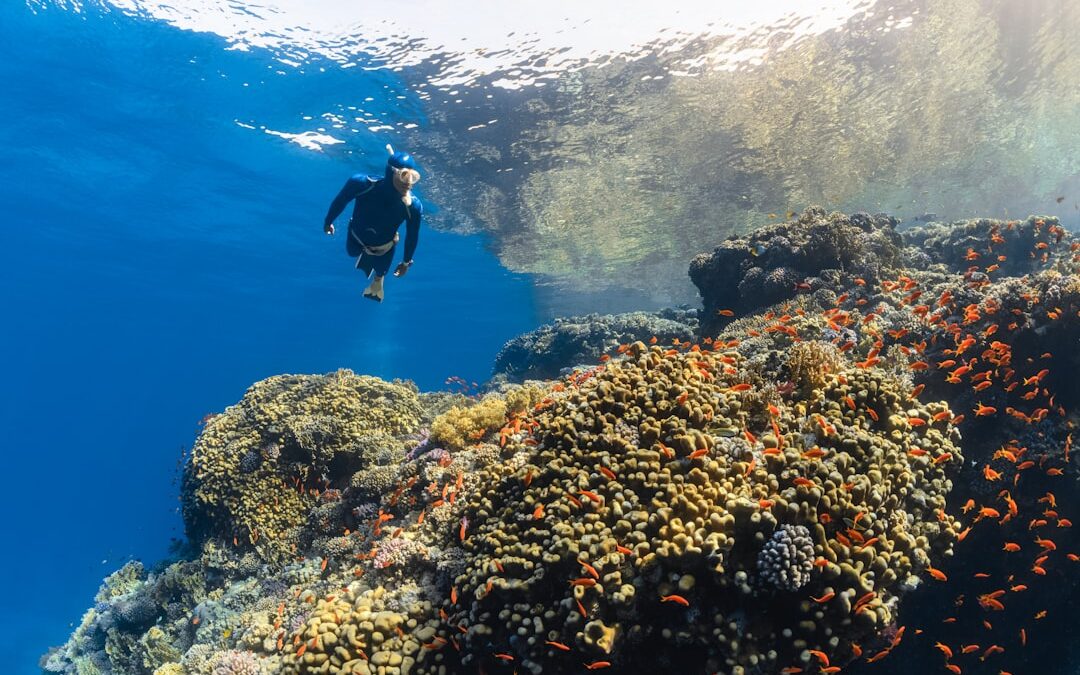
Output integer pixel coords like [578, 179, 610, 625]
[42, 209, 1080, 675]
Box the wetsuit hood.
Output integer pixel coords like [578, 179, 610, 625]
[385, 145, 419, 181]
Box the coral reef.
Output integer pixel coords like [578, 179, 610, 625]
[757, 524, 816, 592]
[182, 370, 424, 563]
[492, 309, 698, 382]
[45, 209, 1080, 675]
[441, 343, 962, 674]
[689, 208, 903, 335]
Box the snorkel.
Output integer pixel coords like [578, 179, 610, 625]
[385, 144, 420, 206]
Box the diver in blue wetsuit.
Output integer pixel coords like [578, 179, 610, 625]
[323, 145, 423, 302]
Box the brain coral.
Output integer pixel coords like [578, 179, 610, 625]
[182, 370, 423, 562]
[439, 341, 962, 674]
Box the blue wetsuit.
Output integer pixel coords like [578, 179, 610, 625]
[324, 162, 422, 278]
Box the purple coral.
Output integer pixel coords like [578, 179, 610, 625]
[424, 447, 451, 465]
[372, 536, 425, 569]
[211, 650, 260, 675]
[405, 428, 431, 460]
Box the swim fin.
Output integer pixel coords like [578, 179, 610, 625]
[363, 276, 385, 303]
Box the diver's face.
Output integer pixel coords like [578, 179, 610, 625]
[391, 167, 420, 195]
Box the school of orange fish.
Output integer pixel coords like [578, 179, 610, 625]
[271, 217, 1078, 674]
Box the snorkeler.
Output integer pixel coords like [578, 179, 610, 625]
[323, 145, 422, 302]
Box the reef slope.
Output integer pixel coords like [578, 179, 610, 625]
[43, 210, 1080, 675]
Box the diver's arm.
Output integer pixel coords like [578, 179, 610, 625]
[401, 198, 422, 263]
[323, 175, 368, 233]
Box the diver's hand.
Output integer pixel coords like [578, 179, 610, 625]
[393, 261, 411, 277]
[324, 223, 335, 235]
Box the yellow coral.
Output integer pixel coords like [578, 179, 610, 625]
[786, 339, 844, 393]
[429, 395, 508, 448]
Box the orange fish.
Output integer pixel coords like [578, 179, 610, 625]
[808, 650, 830, 667]
[853, 591, 876, 613]
[584, 662, 612, 670]
[927, 566, 948, 581]
[661, 594, 690, 606]
[580, 560, 600, 579]
[1035, 537, 1057, 551]
[545, 640, 571, 651]
[865, 649, 892, 663]
[579, 489, 602, 504]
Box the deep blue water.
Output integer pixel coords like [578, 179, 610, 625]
[0, 4, 536, 671]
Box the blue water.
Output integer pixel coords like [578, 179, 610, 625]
[0, 4, 536, 671]
[10, 1, 1080, 672]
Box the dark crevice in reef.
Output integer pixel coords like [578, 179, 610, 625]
[44, 209, 1080, 675]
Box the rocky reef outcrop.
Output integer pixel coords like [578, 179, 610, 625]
[689, 208, 905, 336]
[44, 209, 1080, 675]
[492, 309, 698, 382]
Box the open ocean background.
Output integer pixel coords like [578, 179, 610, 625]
[0, 4, 539, 670]
[3, 0, 1080, 672]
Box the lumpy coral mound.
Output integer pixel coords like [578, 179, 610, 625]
[446, 341, 962, 674]
[182, 371, 424, 562]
